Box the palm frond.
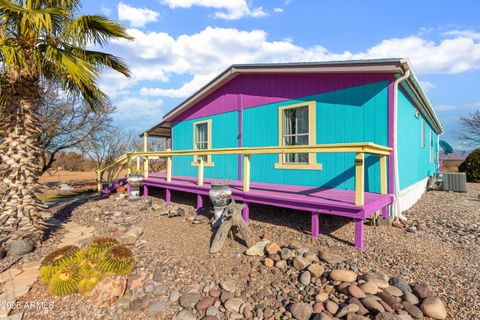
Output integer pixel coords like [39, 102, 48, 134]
[64, 15, 134, 47]
[71, 48, 131, 77]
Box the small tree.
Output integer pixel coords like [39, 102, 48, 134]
[39, 81, 115, 173]
[458, 111, 480, 147]
[459, 149, 480, 182]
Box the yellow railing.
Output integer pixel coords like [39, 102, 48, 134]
[96, 142, 391, 206]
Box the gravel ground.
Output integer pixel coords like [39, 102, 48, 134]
[2, 183, 478, 319]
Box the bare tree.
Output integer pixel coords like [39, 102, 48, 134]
[458, 111, 480, 147]
[38, 82, 115, 174]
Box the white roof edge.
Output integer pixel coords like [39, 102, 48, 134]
[400, 60, 444, 134]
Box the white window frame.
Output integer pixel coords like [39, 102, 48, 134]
[421, 119, 426, 148]
[274, 101, 322, 170]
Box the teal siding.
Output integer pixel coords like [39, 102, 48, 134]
[243, 81, 389, 192]
[397, 89, 439, 190]
[172, 111, 238, 180]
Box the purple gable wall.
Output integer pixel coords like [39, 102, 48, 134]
[171, 73, 394, 123]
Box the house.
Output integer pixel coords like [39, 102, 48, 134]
[115, 59, 444, 248]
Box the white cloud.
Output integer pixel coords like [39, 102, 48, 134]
[103, 26, 480, 102]
[114, 97, 164, 122]
[420, 81, 436, 92]
[118, 2, 160, 27]
[160, 0, 266, 20]
[274, 7, 284, 13]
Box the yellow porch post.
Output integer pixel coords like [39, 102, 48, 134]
[198, 157, 204, 186]
[136, 157, 140, 172]
[380, 155, 387, 194]
[355, 152, 365, 206]
[143, 133, 149, 178]
[166, 156, 172, 182]
[243, 154, 250, 192]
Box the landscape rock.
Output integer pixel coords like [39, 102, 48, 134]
[179, 292, 201, 309]
[348, 284, 366, 298]
[292, 256, 310, 270]
[89, 275, 127, 308]
[318, 250, 345, 265]
[8, 239, 34, 256]
[330, 269, 357, 282]
[146, 301, 169, 316]
[360, 282, 378, 294]
[196, 296, 215, 310]
[376, 291, 402, 310]
[220, 280, 236, 292]
[325, 300, 339, 314]
[169, 290, 181, 303]
[290, 302, 313, 320]
[365, 272, 389, 288]
[280, 247, 294, 260]
[336, 303, 359, 318]
[412, 283, 433, 299]
[224, 298, 244, 312]
[245, 240, 269, 256]
[176, 309, 196, 320]
[307, 263, 325, 277]
[265, 242, 280, 255]
[299, 271, 311, 285]
[404, 292, 420, 305]
[390, 277, 412, 294]
[375, 312, 402, 320]
[361, 297, 385, 313]
[402, 301, 424, 319]
[420, 296, 447, 319]
[384, 285, 403, 297]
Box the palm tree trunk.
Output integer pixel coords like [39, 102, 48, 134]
[0, 74, 49, 250]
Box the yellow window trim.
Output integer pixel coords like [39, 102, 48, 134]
[275, 101, 321, 170]
[191, 161, 215, 167]
[192, 119, 214, 167]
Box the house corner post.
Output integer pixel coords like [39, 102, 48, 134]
[311, 211, 320, 239]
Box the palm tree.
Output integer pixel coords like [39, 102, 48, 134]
[0, 0, 133, 251]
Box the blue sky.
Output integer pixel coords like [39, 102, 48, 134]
[82, 0, 480, 149]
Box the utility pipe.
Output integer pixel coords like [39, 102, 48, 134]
[393, 68, 411, 220]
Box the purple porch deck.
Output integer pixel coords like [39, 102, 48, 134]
[140, 173, 393, 248]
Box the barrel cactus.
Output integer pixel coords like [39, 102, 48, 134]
[86, 237, 120, 259]
[99, 246, 135, 275]
[39, 245, 81, 284]
[49, 265, 81, 296]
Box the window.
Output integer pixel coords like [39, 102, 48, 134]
[192, 120, 214, 166]
[274, 101, 322, 170]
[421, 120, 426, 148]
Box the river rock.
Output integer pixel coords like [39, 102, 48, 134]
[307, 263, 325, 277]
[402, 301, 423, 319]
[290, 302, 313, 320]
[224, 298, 244, 312]
[390, 277, 412, 294]
[245, 240, 269, 256]
[420, 297, 447, 319]
[336, 303, 359, 318]
[348, 284, 366, 298]
[375, 313, 402, 320]
[413, 283, 433, 299]
[281, 247, 294, 260]
[179, 293, 201, 309]
[264, 257, 274, 268]
[377, 291, 401, 310]
[384, 285, 403, 297]
[361, 297, 385, 313]
[404, 292, 419, 305]
[146, 301, 168, 316]
[360, 282, 378, 294]
[325, 300, 339, 314]
[196, 296, 215, 310]
[265, 242, 280, 255]
[176, 309, 196, 320]
[365, 272, 389, 288]
[299, 271, 311, 285]
[289, 240, 303, 249]
[330, 269, 357, 282]
[349, 297, 369, 315]
[293, 256, 310, 270]
[220, 279, 236, 293]
[169, 290, 181, 303]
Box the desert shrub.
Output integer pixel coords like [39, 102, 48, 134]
[459, 148, 480, 182]
[39, 238, 135, 296]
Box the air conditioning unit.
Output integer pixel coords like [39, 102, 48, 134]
[435, 173, 467, 192]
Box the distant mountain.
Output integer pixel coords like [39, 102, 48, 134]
[445, 149, 472, 159]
